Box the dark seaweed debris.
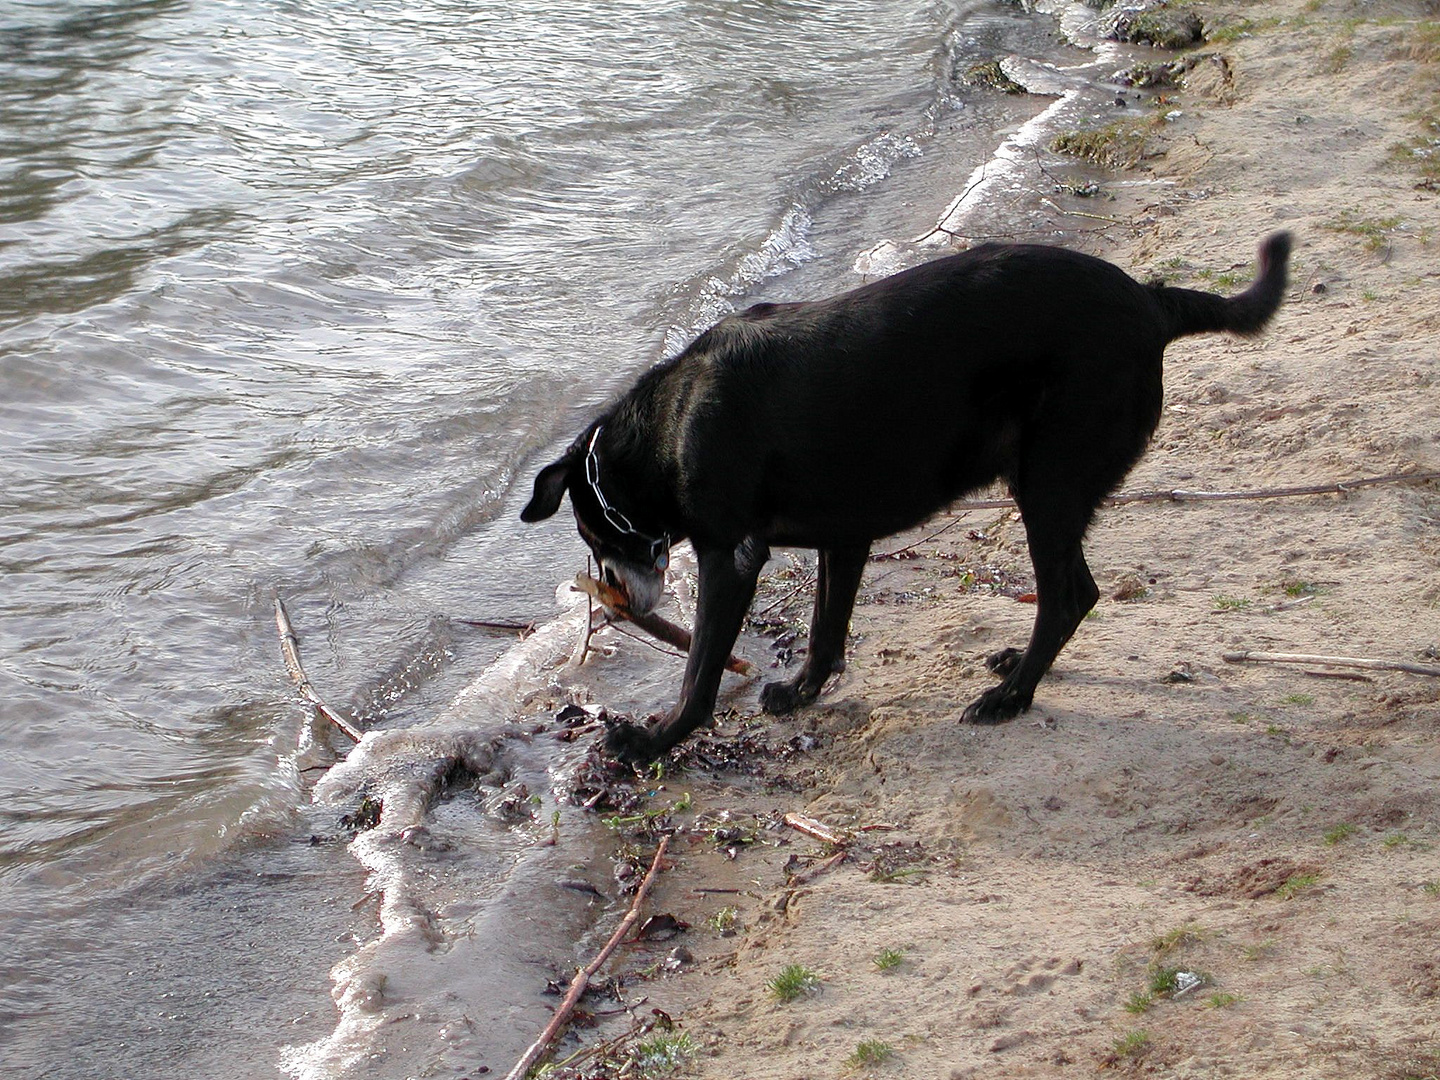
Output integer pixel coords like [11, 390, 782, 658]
[340, 793, 383, 832]
[1102, 2, 1203, 49]
[962, 60, 1028, 95]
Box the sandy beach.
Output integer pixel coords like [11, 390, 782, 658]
[504, 2, 1440, 1077]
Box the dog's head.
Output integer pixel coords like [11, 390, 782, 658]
[521, 425, 670, 615]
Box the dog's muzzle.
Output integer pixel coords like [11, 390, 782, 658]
[601, 558, 664, 616]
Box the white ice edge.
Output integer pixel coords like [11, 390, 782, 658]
[283, 586, 590, 1080]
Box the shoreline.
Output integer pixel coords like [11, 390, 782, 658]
[521, 1, 1440, 1077]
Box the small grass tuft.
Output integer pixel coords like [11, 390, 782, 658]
[767, 963, 821, 1002]
[1212, 594, 1251, 611]
[1207, 991, 1242, 1009]
[1147, 966, 1179, 995]
[1322, 209, 1404, 252]
[708, 906, 739, 933]
[1323, 43, 1353, 73]
[1196, 266, 1255, 289]
[1124, 991, 1155, 1014]
[1409, 21, 1440, 63]
[1324, 823, 1357, 845]
[873, 947, 906, 972]
[1276, 872, 1322, 900]
[1242, 940, 1276, 961]
[630, 1031, 697, 1077]
[1151, 923, 1206, 954]
[1389, 112, 1440, 188]
[1281, 693, 1315, 707]
[1112, 1030, 1151, 1060]
[846, 1039, 895, 1069]
[1206, 17, 1283, 44]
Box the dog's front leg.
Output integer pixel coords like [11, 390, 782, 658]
[606, 539, 765, 763]
[760, 544, 868, 714]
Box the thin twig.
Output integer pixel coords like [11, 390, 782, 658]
[1223, 650, 1440, 678]
[602, 619, 689, 661]
[572, 557, 598, 667]
[871, 514, 972, 561]
[544, 1018, 645, 1076]
[1038, 196, 1126, 225]
[914, 162, 994, 245]
[753, 571, 817, 618]
[273, 595, 363, 743]
[1104, 470, 1440, 505]
[574, 575, 755, 676]
[503, 835, 672, 1080]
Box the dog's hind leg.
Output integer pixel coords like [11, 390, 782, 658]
[962, 492, 1101, 724]
[760, 543, 869, 715]
[606, 541, 764, 762]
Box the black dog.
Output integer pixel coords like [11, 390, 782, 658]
[523, 233, 1291, 762]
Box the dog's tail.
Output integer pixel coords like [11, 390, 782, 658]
[1151, 231, 1292, 341]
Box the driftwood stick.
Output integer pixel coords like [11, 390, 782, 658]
[503, 835, 672, 1080]
[574, 575, 756, 676]
[1223, 650, 1440, 678]
[273, 596, 364, 743]
[944, 470, 1440, 515]
[782, 813, 849, 847]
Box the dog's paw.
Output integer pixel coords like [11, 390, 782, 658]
[961, 684, 1029, 725]
[760, 678, 811, 716]
[984, 647, 1024, 676]
[603, 718, 664, 765]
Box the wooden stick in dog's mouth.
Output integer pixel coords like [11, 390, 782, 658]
[574, 573, 755, 677]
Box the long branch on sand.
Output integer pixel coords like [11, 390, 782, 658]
[1224, 650, 1440, 678]
[944, 469, 1440, 513]
[273, 595, 364, 742]
[574, 574, 756, 676]
[503, 834, 672, 1080]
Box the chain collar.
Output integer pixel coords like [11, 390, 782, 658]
[584, 426, 671, 570]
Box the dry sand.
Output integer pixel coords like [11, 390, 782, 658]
[532, 2, 1440, 1076]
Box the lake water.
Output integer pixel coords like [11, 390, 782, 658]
[0, 1, 1135, 1075]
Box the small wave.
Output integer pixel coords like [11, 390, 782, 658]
[856, 1, 1146, 280]
[661, 124, 927, 355]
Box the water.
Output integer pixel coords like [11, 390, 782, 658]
[0, 1, 1133, 1075]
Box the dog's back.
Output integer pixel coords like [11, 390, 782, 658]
[664, 235, 1289, 545]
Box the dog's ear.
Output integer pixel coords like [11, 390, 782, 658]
[521, 455, 575, 522]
